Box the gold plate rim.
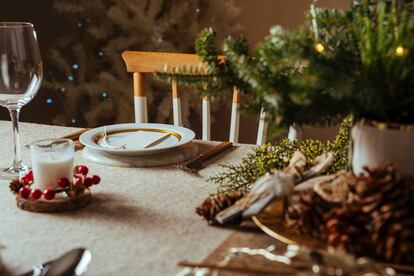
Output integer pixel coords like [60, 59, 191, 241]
[92, 128, 182, 145]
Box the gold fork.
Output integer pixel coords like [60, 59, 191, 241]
[61, 128, 91, 151]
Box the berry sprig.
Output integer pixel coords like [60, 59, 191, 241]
[10, 165, 101, 201]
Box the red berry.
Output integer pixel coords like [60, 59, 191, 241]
[25, 170, 33, 180]
[91, 175, 100, 185]
[84, 177, 94, 187]
[75, 176, 83, 185]
[30, 189, 42, 200]
[19, 186, 31, 199]
[75, 165, 89, 175]
[22, 171, 34, 185]
[58, 177, 70, 188]
[43, 189, 55, 200]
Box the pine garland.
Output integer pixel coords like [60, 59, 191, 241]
[209, 117, 352, 195]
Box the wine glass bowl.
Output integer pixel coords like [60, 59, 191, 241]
[0, 22, 43, 178]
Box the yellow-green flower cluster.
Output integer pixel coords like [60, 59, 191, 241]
[209, 117, 352, 195]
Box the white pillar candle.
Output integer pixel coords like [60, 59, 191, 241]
[30, 139, 74, 191]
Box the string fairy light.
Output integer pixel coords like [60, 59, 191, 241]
[100, 92, 109, 99]
[315, 43, 325, 53]
[310, 0, 325, 53]
[395, 45, 407, 56]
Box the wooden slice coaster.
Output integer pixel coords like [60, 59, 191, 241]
[16, 189, 92, 213]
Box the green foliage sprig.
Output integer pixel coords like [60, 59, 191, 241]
[209, 117, 352, 195]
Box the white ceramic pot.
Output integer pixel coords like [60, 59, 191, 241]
[351, 120, 414, 174]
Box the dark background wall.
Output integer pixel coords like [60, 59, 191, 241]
[0, 0, 350, 143]
[0, 1, 65, 124]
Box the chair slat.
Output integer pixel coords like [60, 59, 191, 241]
[122, 51, 269, 144]
[229, 88, 240, 143]
[256, 107, 268, 145]
[123, 51, 224, 73]
[171, 80, 183, 126]
[133, 72, 148, 123]
[202, 97, 211, 141]
[288, 124, 303, 141]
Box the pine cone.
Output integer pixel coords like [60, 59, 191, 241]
[324, 207, 372, 257]
[286, 164, 414, 264]
[285, 172, 352, 239]
[285, 190, 337, 239]
[196, 191, 246, 225]
[9, 179, 23, 194]
[350, 164, 414, 264]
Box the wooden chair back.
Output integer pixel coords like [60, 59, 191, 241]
[122, 51, 268, 144]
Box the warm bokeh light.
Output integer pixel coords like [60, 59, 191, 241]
[395, 45, 406, 56]
[315, 43, 325, 53]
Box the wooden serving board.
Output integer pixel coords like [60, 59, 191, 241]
[16, 189, 92, 213]
[252, 200, 414, 273]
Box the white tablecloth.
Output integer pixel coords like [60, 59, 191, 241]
[0, 121, 254, 275]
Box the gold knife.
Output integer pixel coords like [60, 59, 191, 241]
[62, 128, 91, 151]
[144, 133, 171, 148]
[178, 141, 233, 173]
[62, 128, 91, 141]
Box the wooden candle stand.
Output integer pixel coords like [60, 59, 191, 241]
[16, 189, 92, 213]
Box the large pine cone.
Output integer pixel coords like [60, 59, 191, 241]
[286, 190, 337, 239]
[285, 172, 352, 239]
[324, 207, 372, 257]
[196, 191, 246, 225]
[349, 164, 414, 264]
[286, 164, 414, 265]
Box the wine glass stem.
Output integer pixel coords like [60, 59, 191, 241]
[8, 107, 23, 169]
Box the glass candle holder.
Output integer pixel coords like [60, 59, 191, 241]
[30, 139, 74, 191]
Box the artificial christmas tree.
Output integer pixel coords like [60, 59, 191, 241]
[45, 0, 241, 127]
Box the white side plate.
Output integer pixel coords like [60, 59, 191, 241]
[79, 123, 195, 156]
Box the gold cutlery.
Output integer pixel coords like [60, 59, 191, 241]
[62, 128, 90, 151]
[178, 261, 297, 275]
[178, 141, 233, 173]
[101, 126, 127, 150]
[20, 248, 91, 276]
[23, 128, 90, 151]
[144, 133, 171, 148]
[61, 128, 91, 141]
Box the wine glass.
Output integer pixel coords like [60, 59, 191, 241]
[0, 22, 43, 178]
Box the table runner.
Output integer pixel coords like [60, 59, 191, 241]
[0, 121, 254, 275]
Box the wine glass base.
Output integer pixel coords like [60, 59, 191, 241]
[0, 164, 29, 180]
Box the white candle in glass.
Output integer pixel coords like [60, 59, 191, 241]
[30, 139, 74, 191]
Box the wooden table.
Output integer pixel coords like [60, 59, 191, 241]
[0, 121, 255, 275]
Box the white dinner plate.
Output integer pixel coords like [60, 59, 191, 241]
[79, 123, 195, 156]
